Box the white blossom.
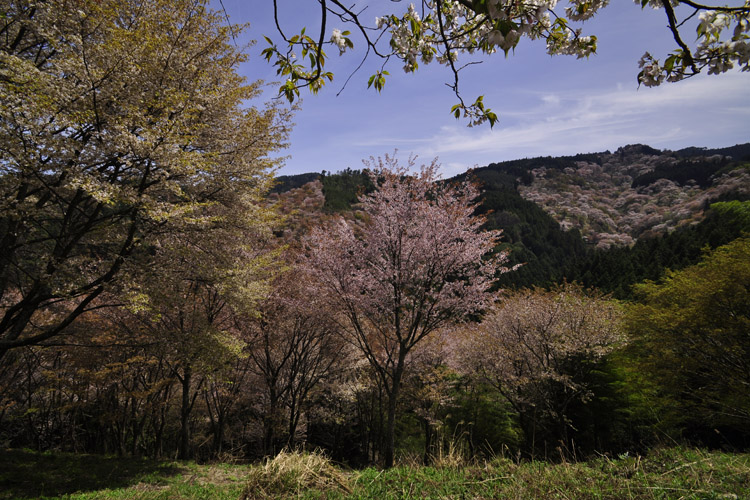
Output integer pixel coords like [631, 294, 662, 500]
[638, 52, 665, 87]
[330, 28, 347, 55]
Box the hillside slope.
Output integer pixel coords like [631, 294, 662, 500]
[273, 143, 750, 294]
[513, 144, 749, 248]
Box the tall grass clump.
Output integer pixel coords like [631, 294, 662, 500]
[239, 449, 351, 500]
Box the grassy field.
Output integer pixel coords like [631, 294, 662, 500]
[1, 446, 748, 499]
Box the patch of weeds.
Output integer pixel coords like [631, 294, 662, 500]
[2, 446, 748, 499]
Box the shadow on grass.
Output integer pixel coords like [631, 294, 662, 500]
[0, 448, 186, 499]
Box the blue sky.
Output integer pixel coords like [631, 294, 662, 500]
[220, 1, 750, 177]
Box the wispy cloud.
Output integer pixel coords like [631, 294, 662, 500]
[401, 72, 750, 176]
[280, 66, 748, 177]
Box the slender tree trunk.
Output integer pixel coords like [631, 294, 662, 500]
[287, 407, 301, 449]
[214, 413, 225, 456]
[264, 386, 279, 456]
[423, 418, 432, 466]
[287, 393, 298, 449]
[178, 365, 192, 460]
[383, 357, 405, 468]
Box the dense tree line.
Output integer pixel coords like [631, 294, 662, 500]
[2, 165, 749, 464]
[573, 199, 750, 298]
[1, 0, 748, 468]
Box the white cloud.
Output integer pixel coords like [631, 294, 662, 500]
[541, 94, 561, 106]
[416, 72, 749, 174]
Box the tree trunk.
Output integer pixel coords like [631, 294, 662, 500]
[178, 365, 192, 460]
[383, 356, 405, 468]
[423, 418, 432, 466]
[214, 414, 225, 456]
[287, 403, 301, 449]
[263, 386, 279, 456]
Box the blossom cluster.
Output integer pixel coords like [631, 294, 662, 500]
[377, 0, 599, 72]
[637, 1, 750, 86]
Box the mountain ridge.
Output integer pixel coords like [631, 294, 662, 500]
[272, 142, 750, 296]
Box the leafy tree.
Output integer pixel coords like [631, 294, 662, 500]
[320, 169, 374, 212]
[262, 0, 750, 125]
[463, 284, 625, 455]
[302, 156, 510, 467]
[0, 0, 288, 361]
[627, 238, 750, 444]
[130, 204, 279, 460]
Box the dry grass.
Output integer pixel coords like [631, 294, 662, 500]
[239, 449, 351, 500]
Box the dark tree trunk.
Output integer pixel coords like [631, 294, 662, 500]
[263, 385, 279, 456]
[214, 415, 225, 456]
[383, 355, 405, 468]
[423, 418, 432, 466]
[287, 396, 300, 449]
[178, 365, 192, 460]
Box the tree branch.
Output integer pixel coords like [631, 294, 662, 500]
[662, 0, 698, 74]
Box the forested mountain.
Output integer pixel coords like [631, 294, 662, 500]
[517, 144, 749, 248]
[276, 143, 750, 296]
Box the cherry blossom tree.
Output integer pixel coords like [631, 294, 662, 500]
[302, 155, 511, 467]
[263, 0, 750, 126]
[243, 265, 348, 455]
[462, 284, 624, 453]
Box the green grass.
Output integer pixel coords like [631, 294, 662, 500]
[0, 449, 246, 499]
[2, 447, 748, 499]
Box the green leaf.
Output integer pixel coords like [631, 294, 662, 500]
[664, 54, 677, 73]
[486, 111, 498, 128]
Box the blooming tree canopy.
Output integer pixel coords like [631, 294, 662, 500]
[462, 284, 625, 448]
[0, 0, 288, 359]
[262, 0, 750, 126]
[302, 155, 512, 466]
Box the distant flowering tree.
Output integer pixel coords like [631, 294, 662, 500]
[263, 0, 750, 126]
[463, 283, 625, 452]
[302, 155, 512, 467]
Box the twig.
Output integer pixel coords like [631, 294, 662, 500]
[659, 457, 711, 476]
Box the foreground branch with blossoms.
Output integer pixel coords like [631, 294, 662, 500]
[263, 0, 750, 126]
